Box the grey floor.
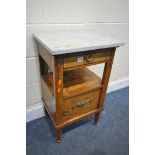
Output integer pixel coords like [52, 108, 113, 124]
[27, 87, 129, 155]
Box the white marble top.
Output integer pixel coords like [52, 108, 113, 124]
[33, 32, 124, 55]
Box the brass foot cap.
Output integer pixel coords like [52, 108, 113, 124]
[57, 140, 61, 143]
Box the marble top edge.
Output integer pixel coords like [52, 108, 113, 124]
[50, 43, 124, 55]
[33, 32, 124, 55]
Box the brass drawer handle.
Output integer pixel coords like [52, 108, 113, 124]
[72, 99, 91, 110]
[86, 54, 93, 62]
[63, 110, 69, 116]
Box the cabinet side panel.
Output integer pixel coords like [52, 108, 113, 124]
[37, 41, 54, 71]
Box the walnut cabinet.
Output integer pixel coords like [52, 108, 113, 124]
[34, 32, 123, 143]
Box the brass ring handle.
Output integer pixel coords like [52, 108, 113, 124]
[86, 54, 93, 62]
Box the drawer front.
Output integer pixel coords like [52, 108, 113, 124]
[63, 49, 113, 69]
[63, 89, 101, 120]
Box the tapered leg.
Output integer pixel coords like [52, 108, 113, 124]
[43, 106, 49, 117]
[57, 129, 62, 143]
[93, 112, 101, 125]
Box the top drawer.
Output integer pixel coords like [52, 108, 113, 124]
[63, 48, 114, 69]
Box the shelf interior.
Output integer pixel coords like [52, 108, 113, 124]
[63, 68, 101, 98]
[42, 67, 102, 99]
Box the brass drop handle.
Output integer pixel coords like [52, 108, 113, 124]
[86, 54, 93, 62]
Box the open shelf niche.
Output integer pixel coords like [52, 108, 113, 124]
[42, 67, 103, 99]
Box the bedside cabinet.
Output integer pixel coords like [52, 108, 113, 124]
[33, 32, 124, 143]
